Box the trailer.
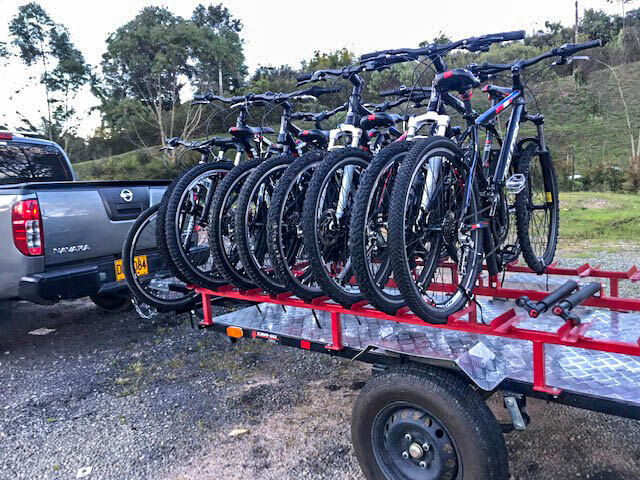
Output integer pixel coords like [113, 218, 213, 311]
[193, 261, 640, 480]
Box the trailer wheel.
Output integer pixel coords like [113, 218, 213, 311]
[351, 365, 508, 480]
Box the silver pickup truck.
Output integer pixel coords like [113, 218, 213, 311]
[0, 131, 168, 312]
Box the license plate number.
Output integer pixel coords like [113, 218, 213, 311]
[114, 255, 148, 282]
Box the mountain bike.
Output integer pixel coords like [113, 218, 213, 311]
[297, 61, 409, 307]
[389, 39, 602, 323]
[347, 30, 525, 315]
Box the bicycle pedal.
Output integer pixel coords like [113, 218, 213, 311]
[505, 174, 526, 194]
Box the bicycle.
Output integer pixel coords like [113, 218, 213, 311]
[389, 39, 602, 322]
[347, 31, 526, 315]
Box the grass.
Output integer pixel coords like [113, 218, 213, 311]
[558, 191, 640, 247]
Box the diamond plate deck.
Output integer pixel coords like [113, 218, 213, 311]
[209, 270, 640, 406]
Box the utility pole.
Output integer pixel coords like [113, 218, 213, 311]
[574, 1, 579, 44]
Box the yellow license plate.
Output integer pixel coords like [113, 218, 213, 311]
[114, 255, 149, 282]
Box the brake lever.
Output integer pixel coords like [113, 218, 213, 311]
[292, 94, 318, 101]
[567, 55, 590, 64]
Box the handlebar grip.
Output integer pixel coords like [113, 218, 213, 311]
[499, 30, 526, 41]
[296, 72, 314, 82]
[193, 94, 206, 101]
[360, 49, 390, 60]
[580, 39, 603, 49]
[310, 86, 341, 96]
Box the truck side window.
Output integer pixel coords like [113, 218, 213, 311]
[0, 142, 73, 184]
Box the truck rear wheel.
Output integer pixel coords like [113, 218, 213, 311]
[90, 293, 131, 313]
[351, 365, 508, 480]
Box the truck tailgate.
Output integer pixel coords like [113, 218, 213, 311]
[32, 181, 168, 266]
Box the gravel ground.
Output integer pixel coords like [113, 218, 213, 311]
[1, 250, 639, 480]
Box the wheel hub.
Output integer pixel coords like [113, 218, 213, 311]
[318, 209, 341, 247]
[408, 442, 424, 459]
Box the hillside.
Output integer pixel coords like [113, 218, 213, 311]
[74, 61, 640, 182]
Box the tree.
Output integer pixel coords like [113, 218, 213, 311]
[8, 2, 89, 142]
[98, 4, 248, 162]
[301, 48, 356, 72]
[580, 8, 622, 43]
[190, 3, 246, 94]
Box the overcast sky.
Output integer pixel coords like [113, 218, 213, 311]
[0, 0, 624, 136]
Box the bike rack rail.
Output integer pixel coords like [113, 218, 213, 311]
[195, 260, 640, 397]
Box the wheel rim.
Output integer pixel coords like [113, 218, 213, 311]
[526, 153, 554, 259]
[217, 169, 255, 284]
[244, 164, 289, 286]
[364, 154, 405, 301]
[372, 402, 460, 480]
[401, 148, 479, 310]
[314, 157, 368, 295]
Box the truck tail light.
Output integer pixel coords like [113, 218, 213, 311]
[12, 199, 43, 256]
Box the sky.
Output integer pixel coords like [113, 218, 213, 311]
[0, 0, 626, 137]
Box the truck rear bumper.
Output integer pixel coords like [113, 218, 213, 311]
[18, 260, 130, 305]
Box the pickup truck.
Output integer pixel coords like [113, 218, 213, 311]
[0, 131, 169, 312]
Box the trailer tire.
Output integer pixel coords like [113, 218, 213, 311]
[351, 365, 508, 480]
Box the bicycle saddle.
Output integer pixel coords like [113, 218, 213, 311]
[297, 129, 330, 145]
[359, 112, 404, 130]
[434, 68, 481, 93]
[229, 126, 276, 137]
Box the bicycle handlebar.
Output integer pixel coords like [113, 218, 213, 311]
[360, 30, 525, 62]
[473, 39, 603, 76]
[290, 102, 349, 123]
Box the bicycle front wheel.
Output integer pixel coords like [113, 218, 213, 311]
[389, 137, 483, 323]
[515, 143, 559, 273]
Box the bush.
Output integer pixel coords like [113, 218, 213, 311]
[582, 165, 629, 192]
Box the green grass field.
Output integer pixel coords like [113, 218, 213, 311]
[558, 191, 640, 252]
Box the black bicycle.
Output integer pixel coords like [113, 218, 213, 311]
[389, 38, 602, 322]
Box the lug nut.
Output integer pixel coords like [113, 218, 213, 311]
[420, 461, 427, 469]
[422, 443, 430, 451]
[402, 451, 409, 459]
[404, 434, 412, 441]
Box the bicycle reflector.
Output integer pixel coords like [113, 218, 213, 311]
[12, 199, 43, 256]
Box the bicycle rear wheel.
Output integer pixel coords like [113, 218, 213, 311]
[123, 204, 198, 312]
[515, 143, 559, 273]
